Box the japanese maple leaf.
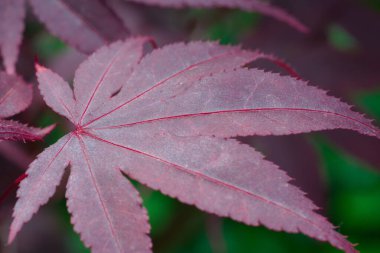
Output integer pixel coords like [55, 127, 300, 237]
[0, 0, 53, 142]
[0, 0, 24, 75]
[0, 1, 52, 142]
[0, 0, 128, 64]
[0, 0, 52, 142]
[9, 38, 380, 253]
[0, 72, 53, 141]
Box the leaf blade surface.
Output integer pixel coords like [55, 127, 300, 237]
[0, 0, 25, 74]
[67, 136, 151, 253]
[29, 0, 128, 53]
[11, 39, 380, 253]
[9, 134, 72, 242]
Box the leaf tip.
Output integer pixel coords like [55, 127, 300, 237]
[7, 228, 17, 245]
[5, 66, 16, 76]
[297, 23, 310, 34]
[37, 124, 56, 139]
[35, 63, 47, 73]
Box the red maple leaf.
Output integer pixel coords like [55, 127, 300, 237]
[10, 38, 380, 253]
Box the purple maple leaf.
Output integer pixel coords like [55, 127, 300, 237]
[0, 0, 305, 61]
[9, 38, 380, 253]
[0, 0, 25, 75]
[0, 72, 53, 141]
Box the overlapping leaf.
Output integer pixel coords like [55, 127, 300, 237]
[10, 39, 380, 253]
[0, 0, 25, 75]
[128, 0, 308, 32]
[28, 0, 129, 54]
[0, 72, 53, 142]
[0, 1, 52, 143]
[0, 0, 305, 61]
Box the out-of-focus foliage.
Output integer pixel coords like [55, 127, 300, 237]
[327, 24, 358, 52]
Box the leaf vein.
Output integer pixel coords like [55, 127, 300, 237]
[77, 135, 123, 253]
[87, 132, 331, 237]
